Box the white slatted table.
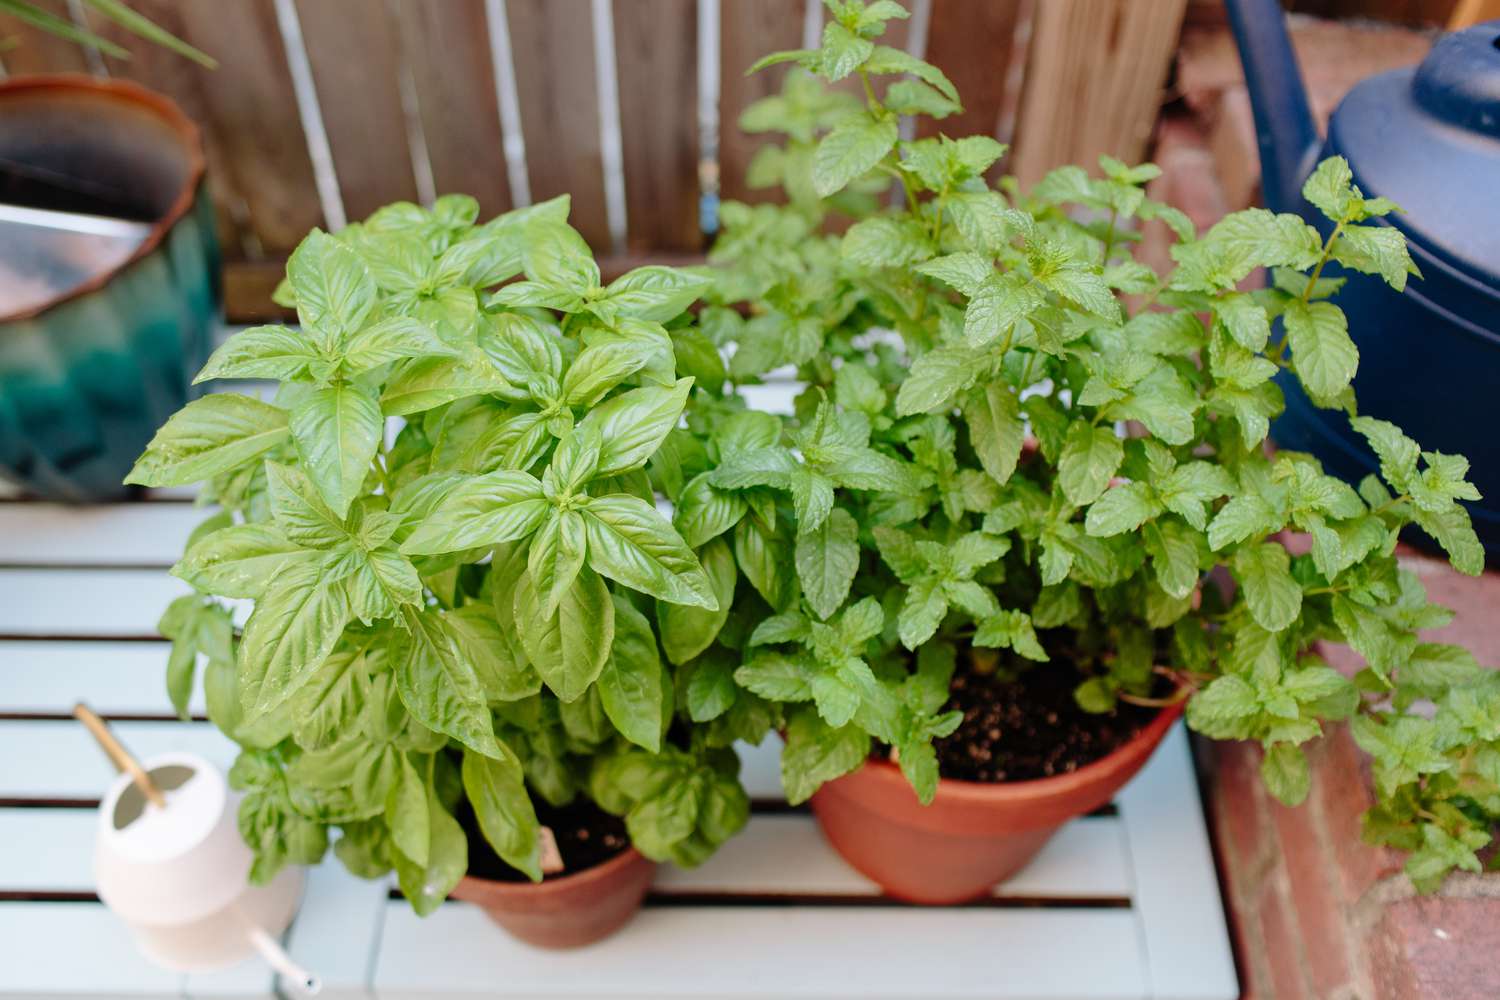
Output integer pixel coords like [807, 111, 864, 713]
[0, 494, 1240, 1000]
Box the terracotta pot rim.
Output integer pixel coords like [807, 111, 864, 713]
[861, 694, 1185, 805]
[0, 73, 208, 324]
[455, 845, 648, 901]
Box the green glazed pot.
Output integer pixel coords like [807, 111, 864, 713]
[0, 75, 219, 501]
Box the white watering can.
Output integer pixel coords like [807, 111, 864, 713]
[77, 705, 320, 994]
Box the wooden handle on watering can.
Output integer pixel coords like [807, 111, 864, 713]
[73, 703, 167, 809]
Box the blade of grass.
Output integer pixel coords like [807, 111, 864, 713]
[0, 0, 130, 58]
[81, 0, 218, 68]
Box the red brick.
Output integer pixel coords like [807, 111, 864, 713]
[1395, 545, 1500, 667]
[1309, 722, 1403, 904]
[1212, 739, 1273, 878]
[1257, 879, 1312, 1000]
[1270, 795, 1355, 996]
[1368, 896, 1500, 1000]
[1207, 85, 1259, 212]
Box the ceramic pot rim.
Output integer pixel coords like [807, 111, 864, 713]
[454, 845, 648, 901]
[858, 693, 1186, 807]
[0, 73, 207, 324]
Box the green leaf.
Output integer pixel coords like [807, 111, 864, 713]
[813, 114, 898, 198]
[288, 230, 377, 340]
[380, 353, 513, 416]
[1260, 743, 1310, 806]
[1213, 293, 1270, 352]
[462, 749, 540, 881]
[392, 767, 467, 916]
[964, 272, 1044, 347]
[781, 707, 870, 805]
[915, 252, 992, 296]
[598, 596, 668, 751]
[265, 462, 347, 548]
[400, 470, 547, 554]
[584, 495, 716, 608]
[1332, 224, 1415, 292]
[125, 394, 289, 487]
[1234, 542, 1303, 632]
[194, 325, 322, 383]
[842, 216, 932, 269]
[895, 344, 979, 415]
[577, 378, 693, 478]
[600, 266, 708, 322]
[396, 609, 505, 759]
[897, 577, 948, 649]
[1285, 300, 1358, 402]
[172, 523, 304, 599]
[238, 554, 352, 723]
[342, 317, 456, 373]
[1301, 156, 1357, 222]
[289, 383, 384, 518]
[386, 754, 430, 867]
[673, 472, 748, 549]
[1350, 416, 1419, 492]
[962, 383, 1024, 486]
[819, 21, 874, 80]
[658, 537, 737, 665]
[513, 566, 615, 702]
[1058, 423, 1123, 506]
[1085, 482, 1159, 537]
[526, 510, 588, 617]
[735, 652, 814, 701]
[795, 508, 859, 621]
[1208, 493, 1284, 550]
[688, 654, 739, 722]
[735, 515, 797, 612]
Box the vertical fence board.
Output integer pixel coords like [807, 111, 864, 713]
[613, 0, 700, 251]
[0, 16, 92, 74]
[917, 0, 1024, 151]
[392, 0, 512, 219]
[1009, 0, 1187, 189]
[718, 0, 805, 206]
[505, 0, 610, 249]
[295, 0, 419, 222]
[81, 0, 324, 258]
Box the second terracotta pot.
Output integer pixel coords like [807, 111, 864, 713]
[809, 702, 1183, 904]
[449, 847, 656, 948]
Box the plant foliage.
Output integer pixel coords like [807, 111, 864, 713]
[687, 0, 1493, 892]
[130, 195, 749, 912]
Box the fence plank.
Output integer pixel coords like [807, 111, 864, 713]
[0, 15, 92, 74]
[613, 0, 700, 252]
[391, 0, 513, 219]
[718, 0, 805, 206]
[506, 0, 611, 249]
[1009, 0, 1187, 189]
[294, 0, 419, 222]
[917, 0, 1025, 155]
[82, 1, 325, 259]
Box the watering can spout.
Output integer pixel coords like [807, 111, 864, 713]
[1225, 0, 1321, 213]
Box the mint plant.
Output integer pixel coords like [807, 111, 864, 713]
[687, 0, 1494, 891]
[128, 196, 749, 911]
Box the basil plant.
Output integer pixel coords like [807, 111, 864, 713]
[128, 196, 750, 913]
[682, 0, 1494, 892]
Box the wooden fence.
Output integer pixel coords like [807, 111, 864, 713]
[0, 0, 1201, 319]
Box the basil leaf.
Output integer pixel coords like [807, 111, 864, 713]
[598, 596, 668, 751]
[172, 523, 304, 599]
[401, 470, 547, 554]
[512, 565, 615, 702]
[527, 509, 588, 616]
[342, 317, 457, 373]
[238, 553, 352, 723]
[578, 377, 693, 478]
[657, 537, 736, 665]
[583, 494, 717, 609]
[266, 462, 348, 548]
[462, 749, 541, 881]
[289, 382, 384, 518]
[396, 608, 506, 759]
[287, 230, 377, 340]
[195, 325, 323, 383]
[125, 394, 289, 487]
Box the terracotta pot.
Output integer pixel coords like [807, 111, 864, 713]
[450, 847, 656, 948]
[810, 700, 1184, 904]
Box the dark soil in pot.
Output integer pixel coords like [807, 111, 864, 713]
[812, 654, 1182, 905]
[929, 659, 1158, 783]
[450, 796, 655, 948]
[460, 796, 630, 883]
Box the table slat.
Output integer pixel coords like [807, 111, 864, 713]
[0, 720, 237, 800]
[0, 641, 191, 718]
[0, 503, 206, 567]
[373, 904, 1149, 999]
